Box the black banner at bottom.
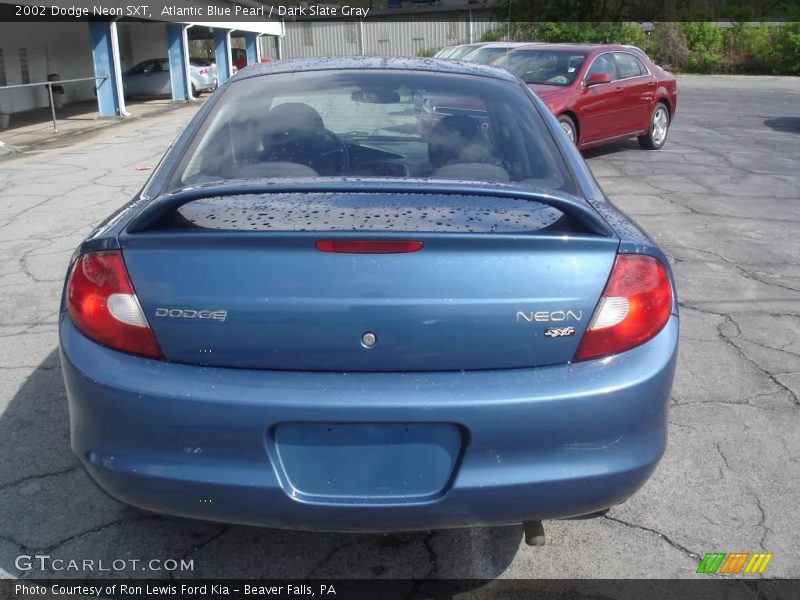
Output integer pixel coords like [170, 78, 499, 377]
[2, 579, 799, 600]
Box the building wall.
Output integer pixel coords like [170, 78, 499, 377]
[0, 21, 172, 115]
[0, 22, 96, 114]
[261, 10, 498, 59]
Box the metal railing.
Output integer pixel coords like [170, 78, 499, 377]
[0, 75, 108, 133]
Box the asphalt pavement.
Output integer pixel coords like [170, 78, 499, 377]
[0, 75, 798, 581]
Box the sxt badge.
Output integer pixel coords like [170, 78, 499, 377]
[544, 326, 575, 338]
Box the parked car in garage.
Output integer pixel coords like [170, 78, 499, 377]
[493, 44, 677, 150]
[60, 57, 678, 540]
[122, 58, 217, 99]
[232, 48, 248, 71]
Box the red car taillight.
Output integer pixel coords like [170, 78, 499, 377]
[197, 68, 208, 74]
[573, 254, 673, 362]
[66, 251, 162, 359]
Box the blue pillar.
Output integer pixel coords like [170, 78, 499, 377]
[213, 29, 232, 84]
[244, 32, 258, 65]
[166, 23, 189, 100]
[89, 21, 121, 118]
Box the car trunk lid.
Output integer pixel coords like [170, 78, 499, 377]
[120, 187, 618, 371]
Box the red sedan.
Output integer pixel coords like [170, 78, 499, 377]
[492, 44, 677, 150]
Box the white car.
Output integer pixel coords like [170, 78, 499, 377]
[123, 58, 217, 99]
[462, 42, 534, 64]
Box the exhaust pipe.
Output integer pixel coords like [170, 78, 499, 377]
[523, 521, 546, 546]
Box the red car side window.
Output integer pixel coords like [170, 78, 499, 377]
[613, 53, 647, 79]
[585, 54, 619, 82]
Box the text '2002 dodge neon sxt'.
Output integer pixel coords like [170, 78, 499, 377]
[59, 57, 678, 542]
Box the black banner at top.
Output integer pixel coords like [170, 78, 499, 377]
[0, 0, 797, 23]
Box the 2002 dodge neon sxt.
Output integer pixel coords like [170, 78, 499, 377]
[59, 57, 678, 539]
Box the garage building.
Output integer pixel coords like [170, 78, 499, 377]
[0, 0, 283, 123]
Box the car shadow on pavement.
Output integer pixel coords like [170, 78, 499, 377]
[580, 139, 641, 159]
[763, 116, 800, 135]
[0, 349, 522, 581]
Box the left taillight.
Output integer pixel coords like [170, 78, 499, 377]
[66, 250, 162, 359]
[197, 68, 208, 74]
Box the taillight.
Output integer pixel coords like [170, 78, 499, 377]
[66, 251, 162, 359]
[573, 254, 673, 362]
[197, 68, 208, 74]
[315, 240, 423, 254]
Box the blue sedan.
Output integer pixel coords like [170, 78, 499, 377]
[60, 57, 678, 543]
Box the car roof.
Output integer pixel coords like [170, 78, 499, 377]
[234, 55, 520, 83]
[473, 42, 531, 49]
[508, 43, 644, 54]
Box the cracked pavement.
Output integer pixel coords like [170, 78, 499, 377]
[0, 75, 798, 582]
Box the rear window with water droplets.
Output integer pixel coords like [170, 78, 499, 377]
[168, 69, 577, 196]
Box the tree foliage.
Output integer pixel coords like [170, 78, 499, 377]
[481, 21, 800, 75]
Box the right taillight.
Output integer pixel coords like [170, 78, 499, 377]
[573, 254, 673, 362]
[66, 251, 162, 359]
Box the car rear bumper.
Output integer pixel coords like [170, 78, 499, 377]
[191, 75, 217, 92]
[60, 315, 678, 532]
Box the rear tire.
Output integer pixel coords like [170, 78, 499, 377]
[557, 114, 578, 145]
[638, 102, 670, 150]
[191, 84, 199, 97]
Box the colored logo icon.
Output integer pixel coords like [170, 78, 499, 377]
[696, 552, 773, 574]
